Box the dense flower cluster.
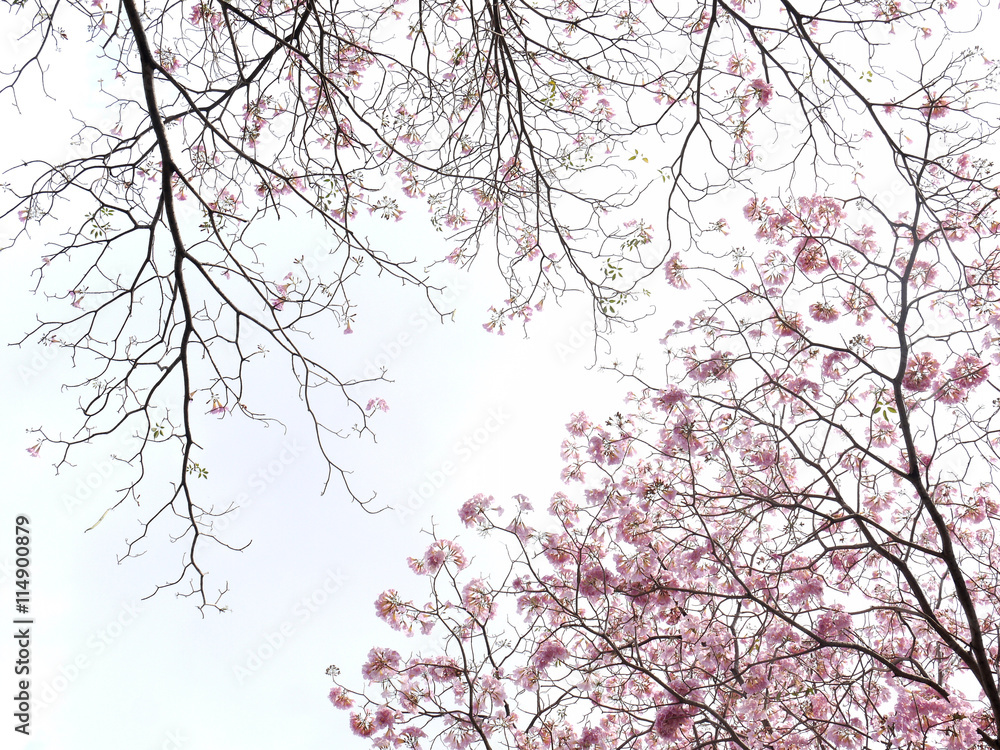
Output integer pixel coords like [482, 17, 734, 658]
[337, 166, 1000, 747]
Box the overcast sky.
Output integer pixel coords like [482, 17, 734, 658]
[5, 4, 987, 748]
[2, 251, 646, 750]
[0, 74, 646, 746]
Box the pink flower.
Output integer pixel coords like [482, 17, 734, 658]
[743, 197, 764, 221]
[653, 704, 693, 740]
[533, 640, 569, 668]
[933, 378, 966, 404]
[400, 727, 427, 745]
[949, 354, 988, 389]
[795, 239, 829, 274]
[579, 727, 606, 749]
[902, 352, 939, 391]
[422, 540, 467, 573]
[664, 254, 690, 289]
[458, 494, 495, 527]
[26, 443, 41, 457]
[156, 50, 180, 73]
[821, 351, 851, 381]
[809, 302, 840, 323]
[772, 311, 804, 338]
[471, 189, 498, 210]
[689, 352, 735, 382]
[867, 419, 898, 448]
[344, 324, 353, 334]
[592, 98, 614, 121]
[727, 54, 755, 75]
[920, 94, 950, 120]
[652, 385, 688, 411]
[209, 399, 226, 416]
[328, 687, 354, 709]
[815, 610, 852, 639]
[749, 78, 774, 106]
[462, 579, 496, 620]
[360, 647, 401, 682]
[566, 412, 592, 436]
[365, 398, 389, 412]
[349, 712, 377, 737]
[375, 590, 410, 632]
[372, 706, 397, 730]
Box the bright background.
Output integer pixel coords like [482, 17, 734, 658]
[1, 238, 642, 750]
[3, 3, 973, 747]
[0, 34, 653, 745]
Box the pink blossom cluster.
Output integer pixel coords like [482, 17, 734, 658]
[189, 2, 223, 30]
[407, 539, 467, 575]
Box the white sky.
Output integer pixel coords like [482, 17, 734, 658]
[2, 4, 992, 749]
[0, 59, 644, 744]
[1, 245, 642, 749]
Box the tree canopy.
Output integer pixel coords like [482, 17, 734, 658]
[4, 9, 1000, 744]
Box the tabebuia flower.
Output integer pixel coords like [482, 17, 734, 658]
[360, 647, 401, 682]
[374, 590, 411, 633]
[651, 385, 688, 411]
[461, 579, 496, 620]
[920, 93, 951, 120]
[365, 398, 389, 413]
[327, 686, 354, 709]
[653, 703, 694, 740]
[664, 254, 690, 289]
[457, 493, 496, 527]
[809, 302, 840, 323]
[565, 412, 592, 436]
[821, 351, 852, 381]
[933, 378, 966, 405]
[949, 354, 989, 390]
[372, 705, 398, 730]
[795, 239, 829, 274]
[420, 539, 467, 574]
[772, 310, 804, 338]
[688, 351, 735, 382]
[902, 352, 940, 391]
[532, 639, 569, 668]
[749, 78, 774, 106]
[348, 711, 377, 737]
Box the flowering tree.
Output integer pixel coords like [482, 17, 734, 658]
[336, 213, 1000, 748]
[329, 2, 1000, 746]
[2, 0, 994, 614]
